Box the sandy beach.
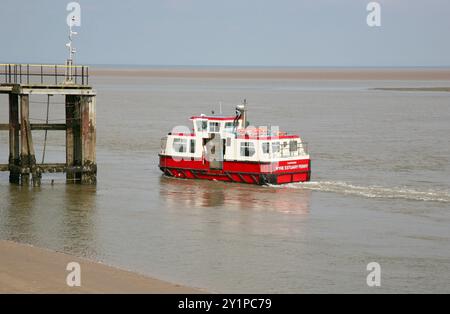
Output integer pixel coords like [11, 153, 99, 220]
[0, 240, 201, 293]
[90, 67, 450, 81]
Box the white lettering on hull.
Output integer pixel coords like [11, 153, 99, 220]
[275, 164, 308, 171]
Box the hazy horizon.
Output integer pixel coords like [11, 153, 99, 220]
[2, 63, 450, 70]
[3, 63, 450, 69]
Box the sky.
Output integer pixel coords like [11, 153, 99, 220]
[0, 0, 449, 67]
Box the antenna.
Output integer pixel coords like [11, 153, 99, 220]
[219, 101, 222, 114]
[65, 16, 77, 83]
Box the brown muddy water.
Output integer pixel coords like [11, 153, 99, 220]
[1, 70, 449, 293]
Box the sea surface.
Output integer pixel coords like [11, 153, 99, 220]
[1, 69, 449, 293]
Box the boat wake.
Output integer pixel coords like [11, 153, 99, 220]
[275, 181, 450, 203]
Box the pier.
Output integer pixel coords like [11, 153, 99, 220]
[0, 64, 97, 185]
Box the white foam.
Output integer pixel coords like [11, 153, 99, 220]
[274, 181, 450, 203]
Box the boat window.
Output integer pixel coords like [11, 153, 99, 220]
[160, 137, 167, 150]
[209, 122, 220, 133]
[289, 140, 298, 152]
[190, 139, 196, 154]
[224, 122, 234, 131]
[196, 120, 208, 132]
[262, 142, 270, 154]
[173, 138, 187, 153]
[272, 142, 280, 153]
[240, 142, 255, 157]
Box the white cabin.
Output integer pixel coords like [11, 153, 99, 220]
[160, 115, 309, 164]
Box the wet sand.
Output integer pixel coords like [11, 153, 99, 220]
[0, 240, 201, 293]
[90, 67, 450, 81]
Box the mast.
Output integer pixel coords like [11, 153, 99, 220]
[236, 99, 248, 128]
[65, 16, 78, 83]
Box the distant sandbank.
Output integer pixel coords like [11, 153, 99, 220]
[0, 240, 201, 293]
[373, 87, 450, 92]
[90, 67, 450, 81]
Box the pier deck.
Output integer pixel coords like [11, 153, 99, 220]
[0, 64, 97, 185]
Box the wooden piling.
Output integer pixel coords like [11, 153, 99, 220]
[19, 95, 30, 185]
[65, 95, 97, 184]
[19, 95, 39, 186]
[80, 96, 96, 184]
[65, 95, 76, 183]
[8, 94, 20, 183]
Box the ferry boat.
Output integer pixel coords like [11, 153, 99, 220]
[159, 101, 311, 185]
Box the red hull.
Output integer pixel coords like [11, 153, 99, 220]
[159, 155, 311, 185]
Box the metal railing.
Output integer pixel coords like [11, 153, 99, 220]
[0, 63, 89, 86]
